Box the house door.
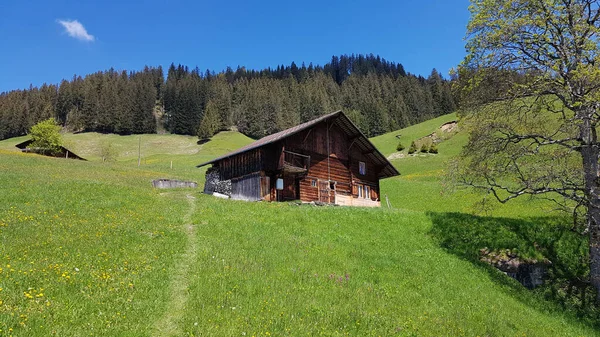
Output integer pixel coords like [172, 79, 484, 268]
[318, 180, 334, 203]
[282, 175, 297, 200]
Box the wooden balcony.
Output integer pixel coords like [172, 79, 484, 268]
[282, 150, 310, 174]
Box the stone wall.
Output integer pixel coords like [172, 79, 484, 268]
[480, 248, 548, 289]
[152, 179, 198, 189]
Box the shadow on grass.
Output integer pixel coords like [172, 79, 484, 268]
[427, 212, 599, 326]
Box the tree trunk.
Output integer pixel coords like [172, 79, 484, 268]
[589, 206, 600, 302]
[579, 115, 600, 302]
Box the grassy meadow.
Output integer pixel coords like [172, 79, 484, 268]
[0, 116, 598, 336]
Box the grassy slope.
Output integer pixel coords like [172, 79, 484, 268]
[0, 121, 597, 336]
[371, 113, 552, 217]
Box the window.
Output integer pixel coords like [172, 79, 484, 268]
[359, 161, 366, 175]
[311, 179, 317, 187]
[357, 184, 370, 199]
[330, 181, 336, 190]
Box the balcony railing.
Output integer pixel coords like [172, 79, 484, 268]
[283, 150, 310, 174]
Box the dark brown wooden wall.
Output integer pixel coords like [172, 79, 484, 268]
[213, 118, 383, 203]
[286, 122, 349, 160]
[348, 146, 380, 200]
[217, 149, 263, 180]
[283, 121, 381, 202]
[297, 152, 352, 202]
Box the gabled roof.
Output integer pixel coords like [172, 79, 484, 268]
[15, 139, 87, 161]
[197, 110, 400, 179]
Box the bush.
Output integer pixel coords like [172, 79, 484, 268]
[29, 118, 63, 155]
[100, 141, 118, 162]
[396, 142, 405, 151]
[408, 141, 417, 154]
[429, 143, 438, 154]
[420, 143, 430, 153]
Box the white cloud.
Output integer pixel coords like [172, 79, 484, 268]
[57, 19, 95, 42]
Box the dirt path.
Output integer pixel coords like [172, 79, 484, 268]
[152, 194, 197, 337]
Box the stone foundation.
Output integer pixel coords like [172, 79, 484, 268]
[152, 179, 198, 189]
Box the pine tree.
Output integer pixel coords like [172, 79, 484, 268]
[428, 143, 438, 154]
[197, 100, 220, 139]
[0, 54, 458, 141]
[408, 141, 417, 154]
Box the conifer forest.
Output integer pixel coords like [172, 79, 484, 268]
[0, 54, 456, 140]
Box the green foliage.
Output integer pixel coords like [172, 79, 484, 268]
[457, 0, 600, 302]
[420, 143, 430, 153]
[345, 109, 368, 134]
[99, 141, 118, 162]
[29, 118, 63, 155]
[408, 141, 417, 154]
[429, 143, 438, 154]
[197, 100, 220, 140]
[429, 212, 596, 314]
[0, 55, 458, 141]
[396, 141, 405, 151]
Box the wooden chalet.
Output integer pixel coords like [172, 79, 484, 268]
[197, 110, 399, 207]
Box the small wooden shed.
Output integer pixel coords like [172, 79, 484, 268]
[197, 110, 399, 207]
[15, 139, 87, 160]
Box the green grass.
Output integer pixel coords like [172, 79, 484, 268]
[371, 113, 458, 157]
[0, 121, 598, 336]
[0, 153, 189, 336]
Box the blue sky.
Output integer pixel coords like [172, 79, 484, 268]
[0, 0, 471, 93]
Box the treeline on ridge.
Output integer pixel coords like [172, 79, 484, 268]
[0, 54, 456, 141]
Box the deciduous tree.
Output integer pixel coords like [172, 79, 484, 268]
[455, 0, 600, 300]
[29, 118, 63, 155]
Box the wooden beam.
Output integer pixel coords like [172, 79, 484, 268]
[348, 138, 358, 151]
[328, 120, 337, 130]
[302, 129, 313, 143]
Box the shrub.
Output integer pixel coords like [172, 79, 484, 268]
[420, 143, 430, 153]
[408, 141, 417, 154]
[29, 118, 63, 155]
[396, 142, 405, 152]
[429, 143, 438, 154]
[100, 141, 118, 162]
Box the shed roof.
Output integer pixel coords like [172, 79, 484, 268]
[15, 139, 87, 161]
[197, 110, 399, 179]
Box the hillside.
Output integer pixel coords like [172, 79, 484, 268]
[0, 117, 597, 336]
[0, 54, 455, 143]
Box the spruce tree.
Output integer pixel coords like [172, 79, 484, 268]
[0, 54, 458, 141]
[408, 141, 417, 154]
[197, 100, 220, 139]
